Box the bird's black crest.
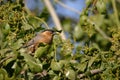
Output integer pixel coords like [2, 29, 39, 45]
[42, 29, 62, 33]
[43, 29, 55, 33]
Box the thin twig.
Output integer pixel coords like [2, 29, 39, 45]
[55, 0, 81, 14]
[43, 0, 66, 40]
[77, 69, 102, 79]
[0, 55, 14, 65]
[88, 19, 112, 42]
[112, 0, 120, 29]
[94, 25, 112, 41]
[34, 70, 47, 79]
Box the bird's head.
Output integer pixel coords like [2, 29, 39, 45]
[41, 29, 62, 36]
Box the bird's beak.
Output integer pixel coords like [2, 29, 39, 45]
[53, 30, 62, 35]
[56, 30, 62, 33]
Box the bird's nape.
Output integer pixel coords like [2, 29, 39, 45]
[42, 29, 62, 33]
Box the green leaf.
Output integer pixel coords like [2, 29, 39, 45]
[85, 0, 92, 7]
[60, 40, 73, 59]
[65, 69, 76, 80]
[80, 57, 88, 63]
[53, 76, 60, 80]
[21, 53, 36, 62]
[34, 45, 50, 58]
[4, 55, 16, 66]
[48, 70, 56, 76]
[22, 21, 34, 30]
[27, 60, 42, 73]
[59, 60, 69, 65]
[96, 0, 106, 13]
[73, 26, 84, 40]
[0, 68, 14, 80]
[21, 53, 43, 73]
[12, 61, 22, 75]
[88, 54, 99, 67]
[27, 16, 42, 29]
[79, 15, 87, 26]
[50, 61, 62, 71]
[3, 23, 10, 35]
[12, 39, 24, 50]
[78, 62, 87, 72]
[0, 68, 8, 80]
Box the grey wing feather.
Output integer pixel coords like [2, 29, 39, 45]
[23, 35, 42, 48]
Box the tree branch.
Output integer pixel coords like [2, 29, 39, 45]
[55, 0, 81, 14]
[77, 69, 103, 79]
[43, 0, 66, 40]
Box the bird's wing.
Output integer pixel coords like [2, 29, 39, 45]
[23, 35, 43, 48]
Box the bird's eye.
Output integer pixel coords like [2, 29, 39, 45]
[49, 31, 54, 34]
[50, 32, 54, 34]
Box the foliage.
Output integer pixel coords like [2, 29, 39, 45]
[0, 0, 120, 80]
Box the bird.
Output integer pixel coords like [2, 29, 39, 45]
[22, 29, 62, 53]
